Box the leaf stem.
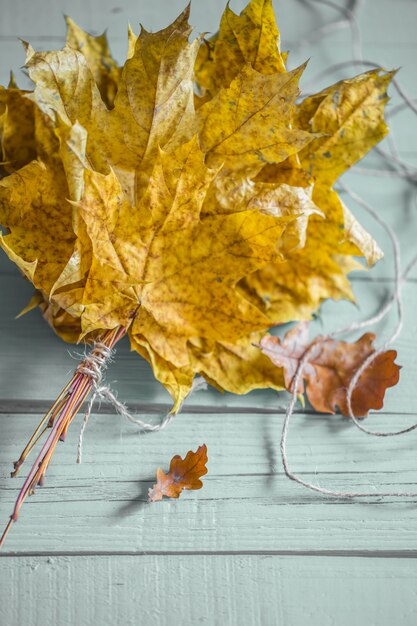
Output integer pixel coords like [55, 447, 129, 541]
[0, 326, 126, 550]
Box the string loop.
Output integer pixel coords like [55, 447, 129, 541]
[279, 0, 417, 499]
[75, 345, 206, 464]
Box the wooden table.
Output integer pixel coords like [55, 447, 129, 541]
[1, 1, 417, 624]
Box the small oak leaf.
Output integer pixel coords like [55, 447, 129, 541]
[148, 445, 208, 502]
[260, 322, 401, 417]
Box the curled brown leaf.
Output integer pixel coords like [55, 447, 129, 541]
[148, 444, 208, 502]
[260, 322, 401, 417]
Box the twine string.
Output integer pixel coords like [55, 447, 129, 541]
[295, 0, 364, 62]
[75, 344, 207, 463]
[278, 0, 417, 498]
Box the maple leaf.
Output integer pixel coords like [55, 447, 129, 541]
[194, 7, 391, 326]
[189, 333, 286, 394]
[25, 7, 199, 193]
[239, 65, 393, 324]
[0, 77, 36, 174]
[148, 444, 208, 502]
[65, 16, 120, 107]
[195, 0, 286, 97]
[129, 333, 195, 413]
[296, 69, 395, 185]
[0, 0, 393, 412]
[241, 182, 383, 324]
[260, 322, 401, 417]
[130, 329, 286, 409]
[65, 138, 300, 338]
[0, 160, 75, 291]
[197, 63, 314, 173]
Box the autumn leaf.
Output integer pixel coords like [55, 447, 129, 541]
[26, 6, 199, 193]
[130, 329, 286, 409]
[129, 333, 195, 414]
[0, 78, 36, 174]
[148, 444, 208, 502]
[260, 322, 401, 417]
[65, 16, 120, 107]
[0, 160, 75, 290]
[0, 0, 392, 412]
[245, 68, 393, 319]
[188, 333, 285, 395]
[296, 69, 395, 185]
[197, 63, 314, 173]
[195, 0, 286, 97]
[241, 183, 383, 325]
[64, 138, 298, 338]
[255, 154, 312, 187]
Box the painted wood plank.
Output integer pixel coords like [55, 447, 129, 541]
[0, 0, 414, 42]
[2, 410, 417, 553]
[0, 274, 415, 413]
[1, 554, 417, 626]
[4, 410, 417, 478]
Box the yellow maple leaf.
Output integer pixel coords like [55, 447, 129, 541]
[0, 0, 392, 412]
[65, 16, 120, 107]
[0, 160, 75, 291]
[69, 137, 304, 348]
[241, 182, 383, 324]
[197, 63, 314, 173]
[296, 69, 395, 185]
[195, 0, 286, 97]
[26, 7, 198, 193]
[0, 78, 36, 174]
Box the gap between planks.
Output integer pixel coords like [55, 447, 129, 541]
[1, 400, 417, 416]
[2, 549, 417, 558]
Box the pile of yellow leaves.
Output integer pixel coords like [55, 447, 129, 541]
[0, 0, 393, 412]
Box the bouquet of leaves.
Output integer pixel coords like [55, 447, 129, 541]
[0, 0, 399, 546]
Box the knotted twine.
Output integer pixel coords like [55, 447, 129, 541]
[75, 345, 206, 464]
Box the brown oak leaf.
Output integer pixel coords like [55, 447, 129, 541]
[148, 444, 208, 502]
[260, 322, 400, 417]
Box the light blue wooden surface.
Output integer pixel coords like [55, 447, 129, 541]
[1, 1, 417, 624]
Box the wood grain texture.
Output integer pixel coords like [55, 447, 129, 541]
[2, 555, 417, 626]
[0, 0, 416, 623]
[2, 411, 417, 554]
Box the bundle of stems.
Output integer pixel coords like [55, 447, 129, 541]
[0, 325, 126, 549]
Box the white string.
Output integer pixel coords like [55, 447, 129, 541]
[75, 342, 207, 463]
[294, 0, 363, 63]
[279, 0, 417, 498]
[280, 193, 417, 497]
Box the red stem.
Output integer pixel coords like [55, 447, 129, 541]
[0, 326, 126, 549]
